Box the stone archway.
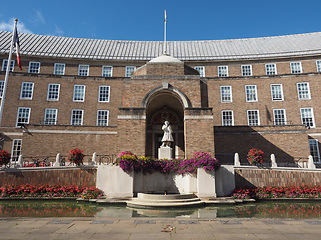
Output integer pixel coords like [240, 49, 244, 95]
[145, 90, 185, 158]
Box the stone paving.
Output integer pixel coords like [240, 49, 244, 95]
[1, 217, 321, 239]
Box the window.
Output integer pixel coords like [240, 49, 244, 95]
[102, 66, 113, 77]
[54, 63, 65, 75]
[218, 66, 228, 77]
[97, 110, 109, 126]
[290, 62, 302, 74]
[73, 85, 85, 102]
[245, 85, 258, 102]
[300, 108, 315, 128]
[20, 82, 34, 100]
[194, 66, 205, 77]
[16, 107, 31, 127]
[44, 108, 58, 125]
[309, 139, 320, 162]
[0, 81, 4, 98]
[241, 65, 252, 76]
[222, 110, 234, 126]
[316, 60, 321, 72]
[125, 66, 136, 77]
[273, 109, 286, 125]
[28, 62, 40, 73]
[270, 84, 284, 101]
[297, 82, 311, 100]
[78, 65, 89, 76]
[220, 86, 232, 103]
[2, 59, 15, 72]
[265, 63, 277, 75]
[247, 110, 260, 126]
[47, 83, 60, 101]
[11, 139, 22, 162]
[98, 86, 110, 102]
[71, 109, 84, 125]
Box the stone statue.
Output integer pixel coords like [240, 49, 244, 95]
[161, 121, 174, 147]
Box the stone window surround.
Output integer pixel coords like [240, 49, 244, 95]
[20, 82, 34, 100]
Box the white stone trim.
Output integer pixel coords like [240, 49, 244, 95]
[118, 115, 146, 120]
[184, 115, 213, 120]
[23, 130, 117, 135]
[3, 132, 23, 136]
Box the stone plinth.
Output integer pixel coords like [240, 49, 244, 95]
[158, 146, 172, 159]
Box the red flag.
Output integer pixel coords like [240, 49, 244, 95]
[14, 27, 22, 70]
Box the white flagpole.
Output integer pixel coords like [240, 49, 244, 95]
[164, 10, 167, 55]
[0, 19, 18, 127]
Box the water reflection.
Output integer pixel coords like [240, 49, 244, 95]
[1, 200, 321, 218]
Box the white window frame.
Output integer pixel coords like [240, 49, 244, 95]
[20, 82, 34, 100]
[194, 66, 205, 77]
[28, 61, 41, 74]
[16, 107, 31, 127]
[218, 66, 228, 77]
[241, 65, 252, 76]
[290, 62, 302, 74]
[125, 66, 136, 77]
[73, 85, 86, 102]
[270, 84, 284, 101]
[44, 108, 58, 125]
[245, 85, 258, 102]
[300, 107, 315, 128]
[78, 64, 89, 76]
[309, 139, 320, 162]
[265, 63, 277, 75]
[71, 109, 84, 126]
[98, 86, 110, 103]
[221, 110, 234, 126]
[0, 80, 4, 98]
[2, 59, 15, 72]
[273, 109, 287, 125]
[97, 110, 109, 126]
[297, 82, 311, 100]
[54, 63, 65, 75]
[11, 139, 22, 162]
[220, 86, 232, 103]
[247, 110, 260, 126]
[102, 65, 113, 77]
[47, 83, 60, 101]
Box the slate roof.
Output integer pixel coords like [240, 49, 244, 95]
[1, 31, 321, 61]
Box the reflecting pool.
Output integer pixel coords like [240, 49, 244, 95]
[1, 200, 321, 218]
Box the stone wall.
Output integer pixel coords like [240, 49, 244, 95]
[0, 167, 97, 187]
[235, 167, 321, 188]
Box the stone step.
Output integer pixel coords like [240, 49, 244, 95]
[127, 200, 205, 208]
[129, 197, 202, 204]
[137, 193, 197, 200]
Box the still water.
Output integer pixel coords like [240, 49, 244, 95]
[1, 200, 321, 219]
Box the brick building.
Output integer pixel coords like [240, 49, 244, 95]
[0, 31, 321, 164]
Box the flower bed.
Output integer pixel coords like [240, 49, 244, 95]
[0, 184, 103, 199]
[232, 186, 321, 199]
[115, 151, 220, 174]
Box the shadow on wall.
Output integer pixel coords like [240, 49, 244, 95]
[213, 125, 309, 165]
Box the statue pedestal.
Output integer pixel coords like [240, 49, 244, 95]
[158, 146, 172, 159]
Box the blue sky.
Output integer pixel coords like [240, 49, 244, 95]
[0, 0, 320, 41]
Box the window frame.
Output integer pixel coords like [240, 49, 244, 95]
[78, 64, 89, 76]
[273, 109, 287, 125]
[245, 85, 258, 102]
[218, 65, 228, 77]
[194, 66, 205, 77]
[290, 62, 302, 74]
[2, 59, 15, 72]
[16, 107, 31, 127]
[297, 82, 311, 100]
[300, 107, 315, 128]
[11, 139, 22, 162]
[102, 65, 113, 77]
[44, 108, 58, 125]
[71, 109, 84, 126]
[241, 65, 252, 76]
[247, 109, 260, 126]
[221, 110, 234, 126]
[20, 82, 34, 100]
[0, 80, 4, 98]
[309, 139, 320, 162]
[54, 63, 65, 75]
[28, 61, 41, 74]
[125, 66, 136, 77]
[316, 60, 321, 72]
[270, 84, 284, 101]
[98, 85, 110, 103]
[220, 86, 232, 103]
[96, 110, 109, 126]
[265, 63, 277, 75]
[47, 83, 60, 101]
[73, 85, 86, 102]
